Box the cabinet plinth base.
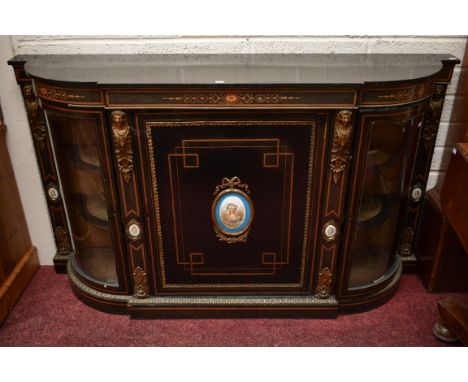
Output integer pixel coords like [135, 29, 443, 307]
[53, 252, 70, 274]
[128, 296, 339, 318]
[401, 254, 417, 273]
[68, 254, 402, 318]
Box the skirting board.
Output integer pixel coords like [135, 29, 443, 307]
[0, 246, 39, 325]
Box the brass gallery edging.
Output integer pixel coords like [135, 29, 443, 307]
[128, 295, 338, 307]
[103, 106, 359, 110]
[400, 254, 417, 262]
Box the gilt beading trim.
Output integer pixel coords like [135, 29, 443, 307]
[129, 295, 338, 307]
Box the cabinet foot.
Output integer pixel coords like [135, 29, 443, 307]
[53, 252, 70, 274]
[433, 320, 458, 343]
[401, 254, 417, 273]
[433, 298, 468, 345]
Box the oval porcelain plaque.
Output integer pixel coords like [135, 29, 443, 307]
[212, 190, 253, 236]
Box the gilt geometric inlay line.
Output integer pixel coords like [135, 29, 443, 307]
[167, 139, 293, 274]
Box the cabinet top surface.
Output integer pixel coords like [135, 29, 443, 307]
[9, 54, 459, 86]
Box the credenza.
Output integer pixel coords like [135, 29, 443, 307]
[8, 54, 459, 316]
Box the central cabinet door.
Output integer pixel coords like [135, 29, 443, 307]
[136, 111, 329, 294]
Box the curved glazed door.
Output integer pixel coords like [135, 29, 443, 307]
[44, 105, 127, 291]
[341, 104, 426, 294]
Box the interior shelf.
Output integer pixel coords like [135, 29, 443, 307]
[66, 143, 101, 173]
[74, 193, 109, 228]
[366, 148, 393, 168]
[357, 193, 399, 229]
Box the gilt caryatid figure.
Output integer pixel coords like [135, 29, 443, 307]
[23, 85, 48, 149]
[111, 110, 134, 183]
[330, 110, 353, 184]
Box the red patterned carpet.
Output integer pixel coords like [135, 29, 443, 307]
[1, 266, 467, 346]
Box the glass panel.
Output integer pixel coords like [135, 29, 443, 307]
[348, 119, 416, 289]
[46, 110, 118, 285]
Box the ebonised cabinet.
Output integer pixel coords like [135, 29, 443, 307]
[8, 54, 459, 316]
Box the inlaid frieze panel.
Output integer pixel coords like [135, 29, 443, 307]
[35, 81, 104, 105]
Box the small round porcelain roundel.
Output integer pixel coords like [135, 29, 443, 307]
[47, 186, 60, 201]
[411, 186, 423, 202]
[322, 221, 338, 241]
[127, 220, 142, 240]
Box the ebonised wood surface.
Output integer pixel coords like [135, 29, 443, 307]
[7, 53, 459, 317]
[9, 54, 459, 86]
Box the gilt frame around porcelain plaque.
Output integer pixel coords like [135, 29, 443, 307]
[212, 177, 254, 243]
